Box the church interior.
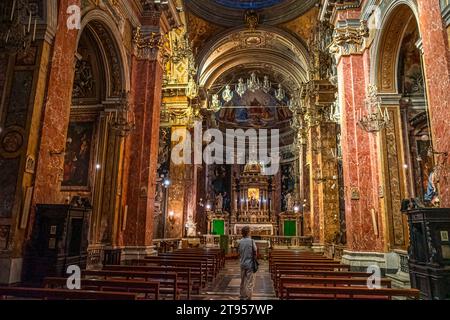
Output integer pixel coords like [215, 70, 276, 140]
[0, 0, 450, 301]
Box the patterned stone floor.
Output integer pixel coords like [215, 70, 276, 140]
[194, 259, 277, 300]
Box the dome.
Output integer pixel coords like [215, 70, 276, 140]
[243, 163, 263, 174]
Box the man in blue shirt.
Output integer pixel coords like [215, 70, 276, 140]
[238, 226, 258, 300]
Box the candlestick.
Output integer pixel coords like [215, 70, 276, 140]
[11, 0, 16, 21]
[28, 11, 31, 32]
[33, 18, 37, 41]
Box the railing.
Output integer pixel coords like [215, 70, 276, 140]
[394, 250, 410, 274]
[152, 238, 182, 253]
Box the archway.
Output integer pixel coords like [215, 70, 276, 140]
[376, 3, 430, 250]
[64, 18, 128, 260]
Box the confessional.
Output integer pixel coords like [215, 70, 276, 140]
[23, 204, 91, 283]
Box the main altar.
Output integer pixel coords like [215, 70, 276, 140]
[231, 163, 276, 236]
[206, 163, 303, 237]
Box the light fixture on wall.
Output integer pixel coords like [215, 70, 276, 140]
[168, 211, 176, 228]
[358, 85, 390, 133]
[0, 0, 37, 55]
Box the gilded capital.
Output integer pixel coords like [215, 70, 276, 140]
[329, 19, 369, 60]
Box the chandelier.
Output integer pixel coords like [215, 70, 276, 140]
[0, 0, 37, 54]
[358, 85, 390, 133]
[111, 91, 136, 137]
[210, 71, 288, 110]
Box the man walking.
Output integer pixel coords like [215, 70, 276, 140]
[238, 226, 258, 300]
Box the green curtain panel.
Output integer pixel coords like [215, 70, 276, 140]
[284, 220, 296, 237]
[212, 220, 225, 235]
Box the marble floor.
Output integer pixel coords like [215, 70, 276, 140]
[194, 259, 277, 300]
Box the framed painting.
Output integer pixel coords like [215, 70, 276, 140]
[61, 121, 95, 190]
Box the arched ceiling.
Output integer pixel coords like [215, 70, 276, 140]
[185, 0, 318, 27]
[198, 26, 309, 89]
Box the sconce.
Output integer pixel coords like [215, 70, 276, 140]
[168, 211, 176, 227]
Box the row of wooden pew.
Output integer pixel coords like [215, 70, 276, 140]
[0, 248, 225, 300]
[270, 249, 420, 300]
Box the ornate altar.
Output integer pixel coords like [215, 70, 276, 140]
[230, 163, 277, 236]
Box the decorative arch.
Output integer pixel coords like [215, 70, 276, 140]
[373, 1, 421, 93]
[78, 10, 130, 95]
[198, 26, 309, 90]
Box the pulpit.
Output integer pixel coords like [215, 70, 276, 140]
[404, 208, 450, 299]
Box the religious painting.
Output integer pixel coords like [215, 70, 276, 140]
[398, 24, 423, 95]
[248, 188, 260, 209]
[62, 121, 95, 189]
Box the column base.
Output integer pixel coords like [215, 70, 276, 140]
[341, 250, 400, 275]
[311, 243, 325, 253]
[0, 257, 23, 285]
[121, 246, 157, 262]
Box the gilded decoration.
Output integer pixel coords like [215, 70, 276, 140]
[329, 20, 369, 60]
[377, 6, 414, 93]
[382, 107, 407, 248]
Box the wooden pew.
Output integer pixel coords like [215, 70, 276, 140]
[103, 265, 194, 299]
[83, 270, 179, 300]
[278, 276, 392, 299]
[144, 256, 211, 284]
[158, 253, 218, 278]
[177, 248, 225, 268]
[283, 285, 420, 300]
[0, 286, 137, 300]
[43, 277, 160, 300]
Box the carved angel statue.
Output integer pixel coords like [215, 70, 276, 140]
[262, 75, 271, 93]
[222, 85, 234, 102]
[211, 94, 222, 112]
[275, 83, 286, 101]
[236, 78, 247, 97]
[186, 76, 198, 99]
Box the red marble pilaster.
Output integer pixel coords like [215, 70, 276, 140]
[338, 50, 384, 252]
[417, 0, 450, 207]
[33, 0, 80, 205]
[123, 55, 163, 247]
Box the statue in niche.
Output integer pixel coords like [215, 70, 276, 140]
[215, 193, 223, 212]
[285, 192, 293, 212]
[223, 192, 231, 212]
[222, 85, 234, 102]
[185, 216, 197, 237]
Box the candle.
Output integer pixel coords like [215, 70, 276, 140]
[28, 11, 31, 32]
[5, 30, 10, 43]
[10, 0, 16, 21]
[33, 18, 37, 41]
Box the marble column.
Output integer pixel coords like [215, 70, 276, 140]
[121, 44, 163, 259]
[417, 1, 450, 207]
[33, 0, 81, 204]
[332, 19, 384, 253]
